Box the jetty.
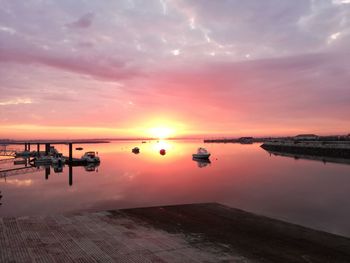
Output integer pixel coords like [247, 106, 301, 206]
[261, 140, 350, 159]
[204, 137, 279, 144]
[0, 140, 108, 164]
[1, 203, 350, 262]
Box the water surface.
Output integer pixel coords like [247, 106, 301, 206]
[1, 140, 350, 237]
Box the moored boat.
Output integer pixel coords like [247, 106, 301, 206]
[32, 156, 52, 164]
[51, 154, 66, 165]
[132, 147, 140, 154]
[81, 152, 100, 163]
[192, 147, 211, 159]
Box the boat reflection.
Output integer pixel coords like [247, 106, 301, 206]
[84, 163, 99, 172]
[192, 157, 211, 168]
[52, 162, 67, 173]
[0, 159, 97, 186]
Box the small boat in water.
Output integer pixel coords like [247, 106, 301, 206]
[16, 150, 36, 158]
[32, 156, 52, 164]
[51, 154, 66, 165]
[192, 147, 211, 159]
[132, 147, 140, 154]
[81, 152, 100, 163]
[76, 147, 83, 151]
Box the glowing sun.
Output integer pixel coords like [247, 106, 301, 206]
[148, 126, 174, 139]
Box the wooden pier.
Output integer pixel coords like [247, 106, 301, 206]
[0, 140, 108, 164]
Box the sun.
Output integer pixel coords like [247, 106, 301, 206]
[148, 126, 174, 139]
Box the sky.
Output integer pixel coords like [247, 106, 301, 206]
[0, 0, 350, 139]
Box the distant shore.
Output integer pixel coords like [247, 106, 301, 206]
[261, 140, 350, 158]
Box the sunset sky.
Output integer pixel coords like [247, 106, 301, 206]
[0, 0, 350, 139]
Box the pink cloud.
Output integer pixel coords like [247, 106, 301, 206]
[66, 12, 95, 29]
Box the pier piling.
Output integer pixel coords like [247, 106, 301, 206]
[69, 143, 73, 163]
[45, 167, 50, 180]
[69, 165, 73, 186]
[45, 143, 50, 156]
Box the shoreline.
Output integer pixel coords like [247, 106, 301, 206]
[261, 141, 350, 158]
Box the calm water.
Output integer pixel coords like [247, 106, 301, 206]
[1, 140, 350, 237]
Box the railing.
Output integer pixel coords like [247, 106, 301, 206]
[0, 166, 44, 178]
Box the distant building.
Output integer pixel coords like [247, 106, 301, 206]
[294, 134, 318, 141]
[239, 137, 253, 144]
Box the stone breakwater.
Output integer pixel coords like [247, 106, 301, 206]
[261, 141, 350, 158]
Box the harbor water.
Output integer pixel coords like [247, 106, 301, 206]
[1, 140, 350, 237]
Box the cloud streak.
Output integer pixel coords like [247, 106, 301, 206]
[0, 98, 32, 106]
[0, 0, 349, 138]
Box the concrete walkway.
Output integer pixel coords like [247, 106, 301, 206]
[1, 203, 350, 262]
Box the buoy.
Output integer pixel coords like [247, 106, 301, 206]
[160, 149, 166, 155]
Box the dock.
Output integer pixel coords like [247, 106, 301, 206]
[0, 140, 108, 164]
[204, 137, 271, 144]
[1, 203, 350, 262]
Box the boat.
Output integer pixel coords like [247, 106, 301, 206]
[192, 157, 211, 168]
[32, 156, 52, 164]
[49, 146, 59, 156]
[15, 150, 36, 158]
[52, 164, 64, 173]
[132, 147, 140, 154]
[192, 147, 211, 159]
[84, 163, 100, 172]
[81, 152, 100, 163]
[76, 147, 83, 151]
[14, 159, 27, 165]
[51, 154, 66, 165]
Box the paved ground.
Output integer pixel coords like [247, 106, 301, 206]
[1, 203, 350, 262]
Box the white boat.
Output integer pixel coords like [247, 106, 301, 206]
[81, 152, 100, 163]
[192, 147, 211, 159]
